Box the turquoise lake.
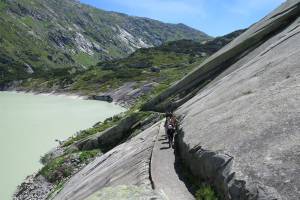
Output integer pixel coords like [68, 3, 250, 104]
[0, 91, 125, 199]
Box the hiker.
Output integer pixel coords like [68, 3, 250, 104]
[165, 111, 173, 118]
[164, 111, 172, 130]
[167, 124, 175, 148]
[165, 113, 177, 148]
[170, 115, 177, 129]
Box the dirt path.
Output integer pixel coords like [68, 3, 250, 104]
[151, 122, 194, 200]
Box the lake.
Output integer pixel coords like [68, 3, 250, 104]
[0, 91, 126, 199]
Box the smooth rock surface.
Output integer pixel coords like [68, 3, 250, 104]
[142, 0, 300, 112]
[53, 122, 162, 200]
[176, 1, 300, 199]
[84, 185, 159, 200]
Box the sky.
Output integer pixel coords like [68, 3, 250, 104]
[80, 0, 285, 37]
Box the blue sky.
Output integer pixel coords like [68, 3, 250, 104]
[80, 0, 285, 37]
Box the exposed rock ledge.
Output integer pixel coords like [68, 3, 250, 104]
[95, 82, 158, 108]
[51, 122, 163, 200]
[1, 81, 156, 108]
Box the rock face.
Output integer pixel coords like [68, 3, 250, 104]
[142, 0, 300, 112]
[75, 113, 146, 151]
[52, 123, 162, 200]
[98, 82, 159, 107]
[90, 95, 113, 102]
[166, 1, 300, 199]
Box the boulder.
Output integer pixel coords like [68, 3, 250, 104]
[150, 66, 161, 73]
[90, 95, 113, 102]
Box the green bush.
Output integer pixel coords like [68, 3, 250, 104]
[40, 156, 73, 183]
[79, 150, 100, 163]
[62, 114, 123, 147]
[40, 152, 53, 165]
[40, 150, 100, 183]
[195, 185, 218, 200]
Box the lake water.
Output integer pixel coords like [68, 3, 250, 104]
[0, 91, 126, 199]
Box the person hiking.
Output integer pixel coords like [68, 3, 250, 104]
[165, 113, 177, 148]
[167, 124, 175, 148]
[170, 115, 177, 128]
[165, 111, 173, 118]
[164, 112, 172, 129]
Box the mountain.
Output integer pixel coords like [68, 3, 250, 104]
[13, 30, 243, 107]
[13, 30, 243, 200]
[13, 1, 300, 200]
[0, 0, 210, 86]
[12, 0, 300, 200]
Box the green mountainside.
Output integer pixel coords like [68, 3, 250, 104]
[0, 0, 210, 86]
[18, 30, 244, 106]
[71, 32, 244, 96]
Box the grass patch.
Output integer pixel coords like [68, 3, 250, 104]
[40, 155, 73, 183]
[73, 52, 98, 67]
[0, 1, 7, 10]
[195, 184, 218, 200]
[79, 149, 100, 163]
[40, 149, 101, 183]
[62, 114, 123, 147]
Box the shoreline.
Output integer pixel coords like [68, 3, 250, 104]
[0, 89, 130, 108]
[1, 90, 127, 199]
[0, 89, 88, 100]
[1, 79, 151, 109]
[1, 80, 145, 109]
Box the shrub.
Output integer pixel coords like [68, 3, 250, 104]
[62, 114, 123, 147]
[195, 184, 218, 200]
[79, 150, 100, 163]
[40, 156, 73, 183]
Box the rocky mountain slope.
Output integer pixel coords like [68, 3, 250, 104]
[0, 0, 210, 87]
[142, 0, 300, 199]
[13, 0, 300, 200]
[9, 31, 242, 107]
[12, 30, 242, 200]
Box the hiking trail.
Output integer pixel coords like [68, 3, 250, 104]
[151, 122, 194, 200]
